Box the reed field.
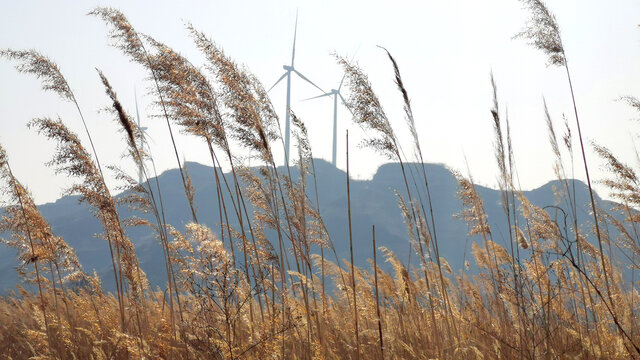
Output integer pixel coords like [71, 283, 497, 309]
[1, 1, 640, 359]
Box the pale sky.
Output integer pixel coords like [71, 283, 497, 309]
[1, 0, 640, 205]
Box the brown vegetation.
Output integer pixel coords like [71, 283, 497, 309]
[1, 2, 640, 359]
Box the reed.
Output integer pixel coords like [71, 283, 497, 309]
[0, 5, 639, 359]
[372, 225, 384, 360]
[346, 130, 360, 359]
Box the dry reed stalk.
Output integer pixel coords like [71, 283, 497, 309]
[489, 73, 530, 356]
[147, 25, 275, 341]
[372, 225, 384, 360]
[346, 130, 360, 359]
[0, 146, 55, 357]
[97, 69, 184, 336]
[90, 7, 199, 225]
[380, 46, 460, 342]
[0, 49, 130, 327]
[337, 54, 447, 353]
[291, 111, 324, 354]
[188, 26, 290, 305]
[543, 99, 604, 350]
[29, 117, 147, 335]
[186, 29, 310, 355]
[515, 4, 622, 350]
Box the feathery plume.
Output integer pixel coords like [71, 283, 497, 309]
[189, 25, 280, 164]
[0, 49, 73, 101]
[97, 70, 137, 147]
[336, 55, 397, 160]
[515, 227, 529, 249]
[378, 46, 420, 160]
[88, 7, 146, 62]
[514, 0, 565, 66]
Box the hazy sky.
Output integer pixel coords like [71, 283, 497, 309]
[2, 0, 640, 205]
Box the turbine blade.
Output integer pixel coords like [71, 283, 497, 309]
[145, 133, 155, 144]
[268, 71, 288, 93]
[293, 69, 324, 93]
[338, 72, 347, 91]
[350, 44, 362, 61]
[339, 93, 354, 116]
[134, 86, 142, 127]
[291, 10, 298, 66]
[301, 92, 332, 101]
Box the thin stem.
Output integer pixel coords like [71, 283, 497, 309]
[346, 130, 360, 360]
[373, 225, 384, 360]
[563, 58, 614, 308]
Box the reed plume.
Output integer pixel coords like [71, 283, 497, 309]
[29, 117, 147, 330]
[90, 6, 200, 223]
[516, 0, 612, 296]
[0, 50, 73, 101]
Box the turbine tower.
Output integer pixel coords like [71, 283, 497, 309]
[268, 12, 325, 164]
[134, 88, 149, 184]
[303, 73, 351, 167]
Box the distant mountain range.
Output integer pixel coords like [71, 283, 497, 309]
[0, 159, 621, 293]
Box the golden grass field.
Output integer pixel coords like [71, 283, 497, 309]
[1, 2, 640, 359]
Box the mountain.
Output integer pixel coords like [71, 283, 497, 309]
[0, 159, 622, 293]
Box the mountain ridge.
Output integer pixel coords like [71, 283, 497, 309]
[0, 159, 617, 293]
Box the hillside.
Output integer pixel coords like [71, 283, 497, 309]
[0, 159, 616, 293]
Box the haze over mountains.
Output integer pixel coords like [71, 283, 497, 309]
[0, 159, 618, 293]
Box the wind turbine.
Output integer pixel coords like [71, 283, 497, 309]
[303, 73, 351, 167]
[268, 12, 325, 164]
[134, 88, 150, 184]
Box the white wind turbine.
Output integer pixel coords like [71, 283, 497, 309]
[302, 73, 351, 167]
[268, 12, 325, 164]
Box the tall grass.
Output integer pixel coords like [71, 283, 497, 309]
[0, 3, 640, 359]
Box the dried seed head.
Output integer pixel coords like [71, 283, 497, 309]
[89, 7, 146, 63]
[190, 25, 280, 164]
[336, 54, 398, 160]
[97, 70, 135, 146]
[515, 0, 565, 67]
[1, 49, 74, 101]
[515, 227, 529, 249]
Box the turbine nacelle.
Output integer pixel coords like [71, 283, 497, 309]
[283, 65, 293, 71]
